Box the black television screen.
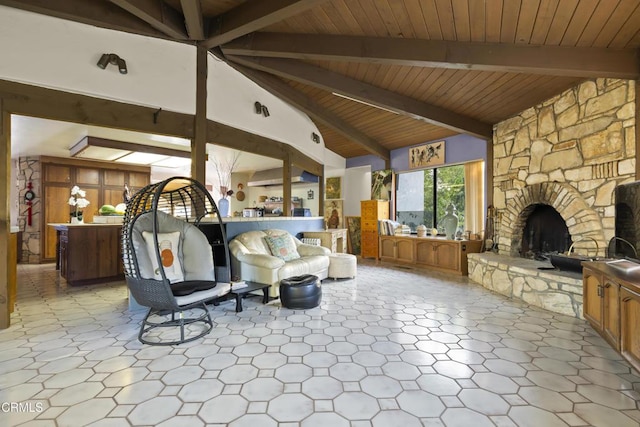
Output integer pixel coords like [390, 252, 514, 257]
[614, 181, 640, 261]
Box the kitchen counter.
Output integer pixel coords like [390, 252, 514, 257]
[201, 216, 323, 223]
[49, 223, 123, 286]
[198, 216, 325, 242]
[50, 223, 123, 229]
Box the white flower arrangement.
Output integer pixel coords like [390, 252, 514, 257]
[68, 185, 90, 219]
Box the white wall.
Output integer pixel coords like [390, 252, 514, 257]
[0, 6, 328, 164]
[344, 166, 371, 216]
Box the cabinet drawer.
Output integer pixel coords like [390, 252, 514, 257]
[361, 220, 379, 230]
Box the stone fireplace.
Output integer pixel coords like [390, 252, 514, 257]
[520, 204, 570, 258]
[469, 78, 636, 318]
[504, 182, 606, 259]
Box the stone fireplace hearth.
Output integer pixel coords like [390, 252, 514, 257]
[469, 78, 636, 318]
[503, 182, 606, 259]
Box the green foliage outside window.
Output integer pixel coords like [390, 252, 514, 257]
[397, 164, 465, 233]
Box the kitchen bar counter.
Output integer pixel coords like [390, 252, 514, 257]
[201, 216, 324, 223]
[201, 216, 325, 242]
[49, 223, 123, 286]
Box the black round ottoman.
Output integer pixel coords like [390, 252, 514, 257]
[280, 274, 321, 309]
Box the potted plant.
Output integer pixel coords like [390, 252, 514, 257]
[68, 185, 90, 224]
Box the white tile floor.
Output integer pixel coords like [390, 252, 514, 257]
[1, 260, 639, 426]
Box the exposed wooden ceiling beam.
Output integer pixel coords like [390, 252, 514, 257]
[108, 0, 188, 40]
[180, 0, 205, 40]
[229, 62, 390, 161]
[224, 33, 640, 79]
[0, 78, 322, 172]
[202, 0, 329, 49]
[0, 0, 169, 39]
[226, 55, 493, 139]
[0, 79, 194, 138]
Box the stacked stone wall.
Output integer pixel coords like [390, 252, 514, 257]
[492, 78, 636, 256]
[17, 157, 42, 263]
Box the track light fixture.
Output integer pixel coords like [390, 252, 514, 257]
[311, 132, 321, 144]
[97, 53, 128, 74]
[254, 101, 270, 117]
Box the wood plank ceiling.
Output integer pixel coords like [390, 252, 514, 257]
[2, 0, 639, 161]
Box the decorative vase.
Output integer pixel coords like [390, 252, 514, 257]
[71, 216, 83, 225]
[442, 203, 459, 240]
[218, 198, 229, 218]
[416, 224, 427, 237]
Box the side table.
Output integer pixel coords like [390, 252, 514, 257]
[229, 282, 271, 312]
[303, 229, 347, 253]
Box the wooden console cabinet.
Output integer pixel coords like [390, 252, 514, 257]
[52, 224, 123, 286]
[380, 235, 482, 275]
[583, 262, 640, 372]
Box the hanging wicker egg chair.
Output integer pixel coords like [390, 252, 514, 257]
[121, 176, 231, 345]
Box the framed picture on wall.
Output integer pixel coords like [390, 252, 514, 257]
[324, 199, 343, 229]
[409, 141, 445, 169]
[325, 177, 342, 199]
[345, 216, 361, 255]
[371, 169, 393, 201]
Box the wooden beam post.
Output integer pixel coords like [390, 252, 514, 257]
[191, 45, 207, 183]
[0, 99, 11, 328]
[318, 165, 324, 220]
[283, 154, 292, 216]
[485, 136, 494, 229]
[636, 80, 640, 180]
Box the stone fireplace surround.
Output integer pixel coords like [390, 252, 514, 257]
[504, 182, 605, 258]
[469, 78, 636, 318]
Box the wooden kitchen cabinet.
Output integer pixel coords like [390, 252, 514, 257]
[602, 277, 620, 349]
[360, 200, 389, 259]
[582, 262, 640, 372]
[620, 286, 640, 373]
[40, 158, 149, 263]
[52, 224, 123, 285]
[582, 267, 604, 331]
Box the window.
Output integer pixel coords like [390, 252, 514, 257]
[396, 164, 465, 234]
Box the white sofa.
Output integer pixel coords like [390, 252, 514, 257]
[229, 229, 330, 297]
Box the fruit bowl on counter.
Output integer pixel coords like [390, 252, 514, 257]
[93, 215, 124, 224]
[93, 203, 126, 224]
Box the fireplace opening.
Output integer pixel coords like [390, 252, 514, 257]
[521, 204, 572, 259]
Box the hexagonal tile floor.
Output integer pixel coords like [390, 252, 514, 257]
[1, 261, 639, 426]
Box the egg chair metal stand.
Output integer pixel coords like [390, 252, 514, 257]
[121, 177, 231, 345]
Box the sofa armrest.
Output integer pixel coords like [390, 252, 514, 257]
[297, 243, 331, 257]
[236, 252, 285, 269]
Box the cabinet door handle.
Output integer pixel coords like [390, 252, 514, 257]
[597, 285, 603, 297]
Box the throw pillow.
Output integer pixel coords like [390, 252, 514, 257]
[142, 231, 184, 283]
[264, 235, 301, 261]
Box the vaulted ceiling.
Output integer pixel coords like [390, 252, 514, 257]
[3, 0, 639, 162]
